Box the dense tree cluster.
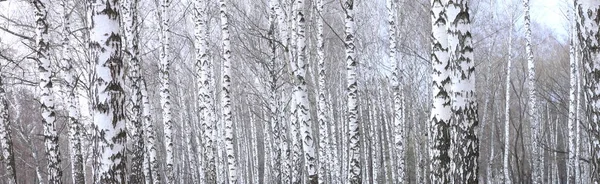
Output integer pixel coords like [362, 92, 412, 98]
[0, 0, 598, 183]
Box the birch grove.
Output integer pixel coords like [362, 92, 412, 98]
[0, 0, 597, 183]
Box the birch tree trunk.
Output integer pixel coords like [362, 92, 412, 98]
[61, 0, 85, 182]
[267, 0, 282, 182]
[344, 0, 360, 182]
[576, 1, 600, 182]
[294, 0, 318, 182]
[430, 0, 451, 182]
[522, 1, 541, 183]
[192, 0, 217, 182]
[123, 0, 144, 182]
[0, 75, 17, 184]
[219, 0, 238, 183]
[31, 0, 63, 183]
[568, 2, 579, 183]
[503, 23, 514, 184]
[316, 0, 329, 183]
[90, 0, 126, 182]
[142, 80, 160, 183]
[388, 0, 405, 182]
[158, 0, 174, 182]
[447, 0, 478, 183]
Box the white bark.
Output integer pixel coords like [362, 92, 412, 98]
[522, 1, 541, 183]
[576, 0, 600, 182]
[430, 0, 451, 182]
[344, 0, 360, 182]
[294, 0, 318, 182]
[568, 2, 579, 183]
[32, 0, 63, 183]
[158, 0, 174, 182]
[219, 0, 238, 183]
[0, 75, 16, 184]
[142, 79, 160, 184]
[503, 23, 514, 184]
[61, 0, 85, 183]
[316, 0, 328, 183]
[447, 0, 478, 183]
[123, 0, 144, 182]
[388, 0, 405, 182]
[90, 0, 126, 182]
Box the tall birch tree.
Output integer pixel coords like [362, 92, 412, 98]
[192, 0, 216, 182]
[142, 79, 160, 184]
[0, 75, 16, 184]
[31, 0, 63, 183]
[294, 0, 318, 182]
[447, 0, 478, 183]
[123, 0, 144, 182]
[220, 0, 238, 183]
[158, 0, 174, 182]
[90, 0, 127, 182]
[576, 0, 600, 182]
[430, 0, 451, 182]
[568, 1, 579, 183]
[60, 0, 85, 182]
[316, 0, 328, 183]
[344, 0, 360, 182]
[522, 1, 541, 183]
[388, 0, 405, 182]
[503, 22, 514, 184]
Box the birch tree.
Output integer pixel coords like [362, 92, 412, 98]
[267, 0, 282, 182]
[220, 0, 238, 183]
[60, 0, 85, 182]
[522, 1, 541, 183]
[192, 0, 217, 182]
[316, 0, 328, 182]
[388, 0, 405, 182]
[576, 0, 600, 182]
[567, 1, 579, 183]
[447, 0, 478, 183]
[142, 79, 160, 184]
[90, 0, 127, 182]
[158, 0, 174, 182]
[503, 22, 514, 184]
[123, 0, 144, 182]
[430, 0, 451, 182]
[0, 75, 16, 184]
[31, 0, 63, 183]
[344, 0, 361, 182]
[294, 0, 318, 182]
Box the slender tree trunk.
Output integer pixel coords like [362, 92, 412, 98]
[123, 0, 144, 182]
[315, 0, 329, 183]
[192, 0, 217, 182]
[568, 2, 579, 183]
[429, 0, 451, 182]
[503, 23, 514, 184]
[31, 0, 63, 183]
[267, 0, 282, 182]
[293, 0, 318, 183]
[0, 75, 17, 184]
[388, 0, 405, 182]
[576, 1, 600, 182]
[521, 1, 541, 183]
[158, 0, 174, 182]
[344, 0, 360, 182]
[90, 0, 126, 182]
[60, 0, 85, 183]
[142, 79, 160, 184]
[447, 0, 478, 183]
[219, 0, 238, 183]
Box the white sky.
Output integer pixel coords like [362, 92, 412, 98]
[530, 0, 569, 41]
